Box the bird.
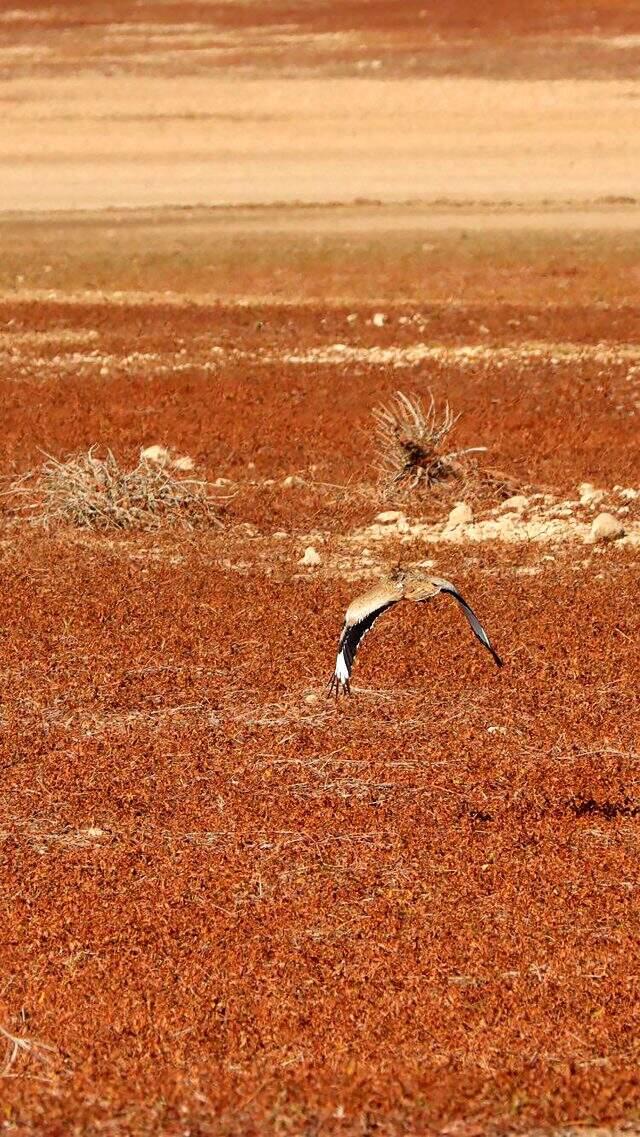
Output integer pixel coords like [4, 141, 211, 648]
[328, 565, 503, 696]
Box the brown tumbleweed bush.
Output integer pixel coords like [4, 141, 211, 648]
[4, 448, 226, 531]
[372, 390, 486, 496]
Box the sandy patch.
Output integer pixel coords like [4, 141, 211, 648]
[1, 77, 639, 210]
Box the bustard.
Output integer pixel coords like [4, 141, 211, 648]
[328, 566, 502, 696]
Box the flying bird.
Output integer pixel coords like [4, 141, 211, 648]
[328, 566, 502, 696]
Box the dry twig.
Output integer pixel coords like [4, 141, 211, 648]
[0, 1021, 57, 1080]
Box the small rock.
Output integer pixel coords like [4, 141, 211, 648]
[578, 482, 605, 506]
[374, 510, 405, 524]
[213, 477, 233, 487]
[283, 474, 306, 488]
[346, 313, 358, 324]
[300, 545, 321, 567]
[446, 502, 473, 527]
[591, 512, 625, 542]
[371, 312, 387, 327]
[140, 444, 170, 465]
[617, 487, 639, 501]
[500, 495, 529, 512]
[272, 530, 288, 539]
[172, 455, 195, 472]
[303, 693, 319, 706]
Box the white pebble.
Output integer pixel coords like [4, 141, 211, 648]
[374, 510, 406, 524]
[500, 495, 529, 512]
[299, 545, 321, 566]
[446, 502, 473, 527]
[172, 455, 195, 472]
[591, 512, 625, 542]
[140, 444, 170, 465]
[578, 482, 605, 506]
[371, 312, 387, 327]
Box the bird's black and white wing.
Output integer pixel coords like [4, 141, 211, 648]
[430, 577, 503, 667]
[328, 585, 401, 697]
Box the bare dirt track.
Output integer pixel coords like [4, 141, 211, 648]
[1, 3, 640, 1135]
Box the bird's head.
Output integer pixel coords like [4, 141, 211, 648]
[402, 567, 442, 603]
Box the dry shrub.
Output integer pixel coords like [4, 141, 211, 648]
[5, 448, 226, 531]
[372, 390, 525, 505]
[372, 391, 483, 494]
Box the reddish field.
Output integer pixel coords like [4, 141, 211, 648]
[2, 0, 640, 78]
[1, 218, 640, 1135]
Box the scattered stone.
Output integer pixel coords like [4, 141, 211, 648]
[272, 531, 288, 539]
[346, 313, 358, 324]
[283, 474, 306, 488]
[140, 444, 170, 465]
[500, 495, 529, 512]
[213, 477, 233, 487]
[300, 545, 322, 566]
[446, 502, 473, 527]
[617, 487, 639, 501]
[374, 510, 405, 524]
[578, 482, 605, 506]
[371, 312, 387, 327]
[303, 693, 319, 706]
[591, 512, 625, 542]
[172, 455, 195, 472]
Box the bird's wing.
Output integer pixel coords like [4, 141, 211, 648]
[429, 577, 503, 668]
[328, 584, 401, 697]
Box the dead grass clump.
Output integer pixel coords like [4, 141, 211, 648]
[372, 390, 486, 497]
[6, 448, 226, 531]
[0, 1020, 58, 1080]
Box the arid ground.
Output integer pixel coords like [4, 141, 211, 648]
[1, 3, 640, 1136]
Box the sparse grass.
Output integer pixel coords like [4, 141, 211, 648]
[4, 447, 226, 531]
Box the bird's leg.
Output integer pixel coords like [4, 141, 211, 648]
[326, 674, 350, 699]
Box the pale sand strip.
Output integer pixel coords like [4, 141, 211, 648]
[1, 77, 638, 210]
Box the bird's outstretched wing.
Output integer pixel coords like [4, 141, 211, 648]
[328, 585, 401, 697]
[431, 577, 503, 667]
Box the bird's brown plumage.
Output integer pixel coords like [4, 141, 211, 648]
[328, 567, 502, 696]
